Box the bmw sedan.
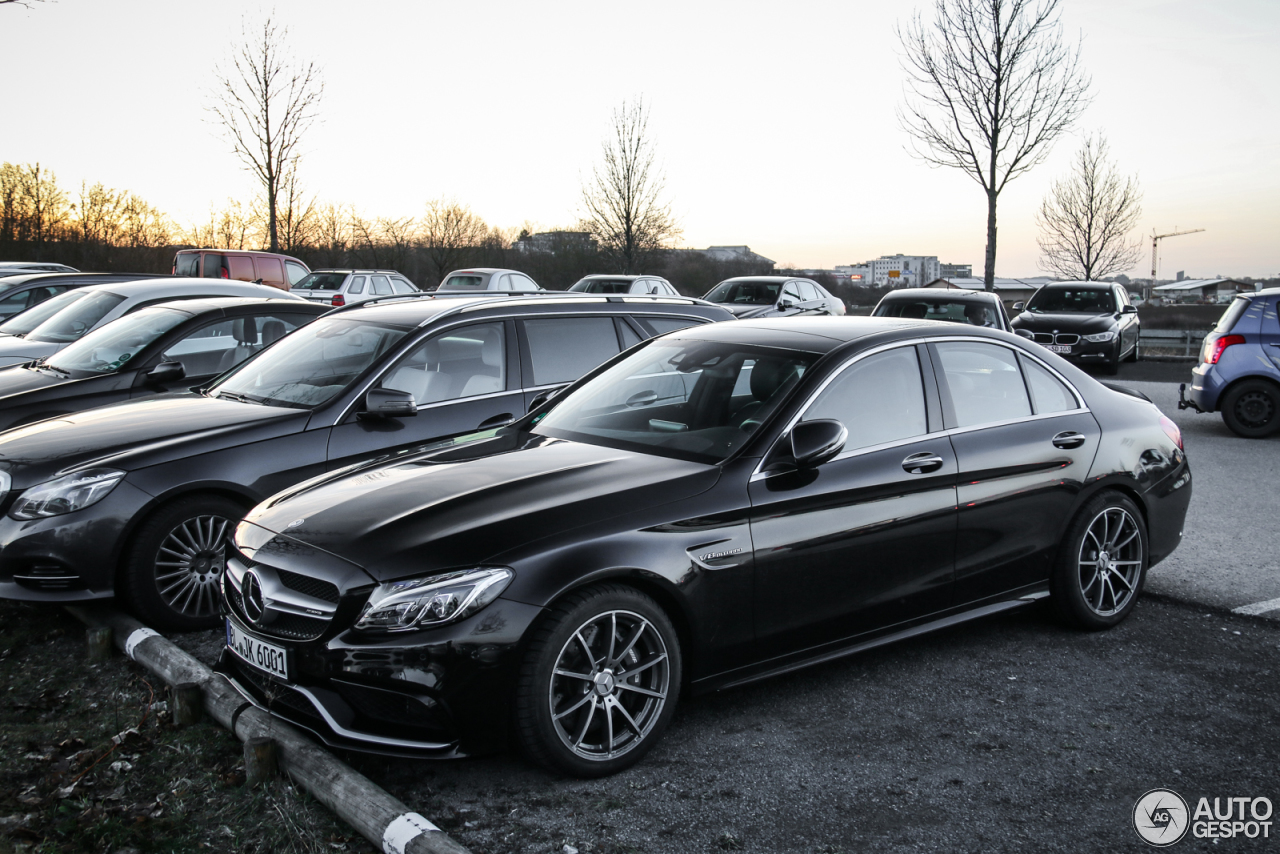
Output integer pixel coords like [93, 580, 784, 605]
[0, 298, 327, 432]
[216, 317, 1192, 777]
[1010, 282, 1140, 375]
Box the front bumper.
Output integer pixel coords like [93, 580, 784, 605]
[0, 481, 152, 601]
[218, 592, 544, 757]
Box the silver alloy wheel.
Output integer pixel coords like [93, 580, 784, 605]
[1077, 506, 1143, 617]
[154, 514, 231, 619]
[548, 609, 670, 761]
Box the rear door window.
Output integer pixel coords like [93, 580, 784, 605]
[522, 316, 621, 386]
[1018, 354, 1078, 414]
[255, 257, 285, 288]
[510, 274, 539, 292]
[641, 316, 704, 336]
[370, 275, 392, 295]
[174, 254, 200, 277]
[1215, 297, 1251, 333]
[228, 255, 255, 281]
[202, 253, 228, 278]
[348, 276, 366, 294]
[932, 341, 1032, 428]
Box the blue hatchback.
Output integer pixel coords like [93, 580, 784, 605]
[1180, 287, 1280, 437]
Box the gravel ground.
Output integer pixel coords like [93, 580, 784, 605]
[329, 598, 1280, 854]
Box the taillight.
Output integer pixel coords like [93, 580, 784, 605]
[1160, 415, 1183, 450]
[331, 294, 345, 306]
[220, 267, 230, 279]
[1203, 334, 1245, 364]
[171, 263, 176, 274]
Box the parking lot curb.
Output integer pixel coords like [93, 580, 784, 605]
[65, 605, 471, 854]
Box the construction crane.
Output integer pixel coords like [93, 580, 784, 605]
[1147, 228, 1205, 301]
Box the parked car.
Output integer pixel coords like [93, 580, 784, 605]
[173, 249, 310, 291]
[702, 276, 846, 318]
[0, 272, 165, 322]
[0, 279, 302, 368]
[0, 298, 328, 433]
[215, 317, 1190, 775]
[0, 288, 92, 340]
[0, 294, 733, 630]
[436, 268, 541, 293]
[291, 269, 419, 307]
[568, 275, 680, 296]
[872, 287, 1011, 331]
[0, 262, 79, 275]
[1179, 287, 1280, 437]
[1009, 282, 1139, 375]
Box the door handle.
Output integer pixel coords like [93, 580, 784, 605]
[477, 413, 513, 429]
[1052, 431, 1087, 449]
[902, 451, 944, 474]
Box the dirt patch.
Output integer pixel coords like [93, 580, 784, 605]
[0, 601, 375, 854]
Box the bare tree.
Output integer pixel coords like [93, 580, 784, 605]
[419, 198, 488, 285]
[1036, 134, 1142, 281]
[274, 167, 318, 253]
[210, 16, 322, 253]
[581, 98, 680, 273]
[898, 0, 1090, 290]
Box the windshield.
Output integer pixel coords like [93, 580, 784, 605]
[439, 274, 486, 291]
[210, 316, 410, 408]
[875, 299, 999, 327]
[293, 272, 347, 292]
[1026, 287, 1115, 314]
[45, 307, 189, 374]
[0, 289, 87, 336]
[570, 279, 631, 294]
[703, 281, 782, 306]
[533, 340, 816, 464]
[26, 290, 128, 344]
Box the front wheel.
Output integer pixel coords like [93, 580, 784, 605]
[1220, 379, 1280, 438]
[514, 584, 681, 777]
[1051, 491, 1148, 630]
[121, 494, 246, 632]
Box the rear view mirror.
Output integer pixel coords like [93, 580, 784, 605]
[363, 387, 417, 418]
[1123, 305, 1138, 314]
[146, 361, 185, 384]
[790, 419, 848, 468]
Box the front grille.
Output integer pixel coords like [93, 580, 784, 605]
[1032, 332, 1054, 344]
[225, 565, 335, 642]
[1055, 333, 1080, 345]
[262, 612, 329, 641]
[278, 569, 340, 604]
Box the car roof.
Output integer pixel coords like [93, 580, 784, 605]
[446, 268, 509, 276]
[1246, 287, 1279, 298]
[664, 316, 937, 353]
[580, 274, 644, 281]
[0, 272, 164, 288]
[74, 278, 304, 299]
[880, 288, 1000, 302]
[1040, 281, 1114, 289]
[331, 292, 729, 327]
[145, 296, 330, 315]
[306, 269, 403, 275]
[718, 276, 810, 284]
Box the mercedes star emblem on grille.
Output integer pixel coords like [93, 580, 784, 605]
[243, 571, 266, 623]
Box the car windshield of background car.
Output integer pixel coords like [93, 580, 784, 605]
[0, 289, 88, 336]
[704, 281, 783, 306]
[576, 280, 632, 294]
[876, 301, 970, 323]
[45, 306, 189, 374]
[293, 272, 348, 291]
[209, 316, 410, 408]
[25, 291, 128, 343]
[441, 275, 486, 290]
[534, 340, 816, 464]
[1027, 288, 1115, 314]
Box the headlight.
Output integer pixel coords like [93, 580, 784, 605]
[1083, 330, 1117, 342]
[355, 567, 513, 632]
[9, 468, 126, 520]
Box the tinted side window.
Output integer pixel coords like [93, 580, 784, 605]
[381, 322, 507, 405]
[617, 318, 643, 348]
[642, 317, 703, 336]
[347, 276, 366, 294]
[174, 254, 200, 277]
[370, 275, 392, 295]
[202, 253, 227, 278]
[523, 316, 621, 385]
[255, 257, 285, 287]
[933, 341, 1031, 428]
[803, 346, 928, 451]
[391, 277, 416, 294]
[1018, 354, 1077, 414]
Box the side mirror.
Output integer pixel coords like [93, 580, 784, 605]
[363, 387, 417, 418]
[777, 298, 795, 310]
[790, 419, 848, 468]
[146, 361, 185, 384]
[1123, 304, 1138, 314]
[1012, 302, 1025, 311]
[1014, 328, 1035, 340]
[527, 387, 562, 413]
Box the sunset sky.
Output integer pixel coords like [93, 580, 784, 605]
[5, 0, 1276, 278]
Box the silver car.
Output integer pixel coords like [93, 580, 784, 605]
[436, 268, 542, 292]
[291, 269, 419, 307]
[703, 276, 846, 319]
[568, 274, 680, 296]
[872, 287, 1012, 332]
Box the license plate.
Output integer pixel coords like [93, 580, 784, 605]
[226, 618, 291, 680]
[1046, 344, 1072, 354]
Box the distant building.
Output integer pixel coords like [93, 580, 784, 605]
[867, 254, 941, 287]
[1152, 278, 1247, 304]
[834, 264, 872, 283]
[940, 262, 972, 279]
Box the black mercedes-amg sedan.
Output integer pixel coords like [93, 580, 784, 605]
[217, 317, 1192, 777]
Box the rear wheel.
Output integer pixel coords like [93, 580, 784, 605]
[121, 494, 245, 632]
[1051, 491, 1147, 630]
[514, 584, 681, 777]
[1220, 379, 1280, 438]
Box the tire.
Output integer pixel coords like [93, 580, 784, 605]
[514, 584, 682, 777]
[1051, 491, 1148, 630]
[1102, 342, 1121, 375]
[121, 494, 246, 632]
[1125, 338, 1139, 362]
[1219, 379, 1280, 439]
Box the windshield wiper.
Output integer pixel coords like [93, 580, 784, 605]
[35, 361, 69, 376]
[215, 390, 251, 403]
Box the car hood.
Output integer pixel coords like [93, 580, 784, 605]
[0, 394, 309, 487]
[1011, 311, 1117, 333]
[243, 433, 720, 582]
[0, 338, 62, 367]
[0, 364, 74, 398]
